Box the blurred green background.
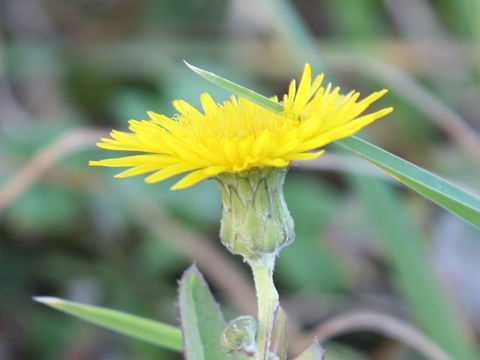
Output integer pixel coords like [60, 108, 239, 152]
[1, 0, 480, 359]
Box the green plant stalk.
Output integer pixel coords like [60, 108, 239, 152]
[249, 255, 279, 360]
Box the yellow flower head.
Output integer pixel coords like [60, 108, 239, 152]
[90, 64, 393, 190]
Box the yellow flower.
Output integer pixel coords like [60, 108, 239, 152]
[90, 64, 393, 190]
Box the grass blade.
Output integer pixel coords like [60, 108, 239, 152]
[186, 63, 480, 228]
[334, 136, 480, 227]
[33, 296, 183, 352]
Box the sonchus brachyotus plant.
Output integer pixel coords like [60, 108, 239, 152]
[89, 64, 392, 360]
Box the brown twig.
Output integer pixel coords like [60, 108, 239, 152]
[0, 128, 107, 213]
[298, 311, 453, 360]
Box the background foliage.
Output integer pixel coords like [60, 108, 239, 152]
[0, 1, 479, 359]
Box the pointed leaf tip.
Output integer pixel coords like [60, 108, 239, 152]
[32, 296, 62, 306]
[183, 61, 207, 77]
[185, 63, 282, 113]
[183, 59, 195, 71]
[179, 263, 201, 280]
[179, 264, 245, 360]
[293, 339, 325, 360]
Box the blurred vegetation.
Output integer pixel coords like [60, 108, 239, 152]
[0, 0, 479, 359]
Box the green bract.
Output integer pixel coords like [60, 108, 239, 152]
[216, 167, 294, 261]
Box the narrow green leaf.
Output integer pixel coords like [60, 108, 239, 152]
[33, 296, 183, 351]
[335, 137, 480, 227]
[270, 307, 287, 360]
[179, 265, 244, 360]
[185, 63, 480, 228]
[293, 340, 325, 360]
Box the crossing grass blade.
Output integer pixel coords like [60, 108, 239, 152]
[334, 136, 480, 227]
[185, 63, 480, 228]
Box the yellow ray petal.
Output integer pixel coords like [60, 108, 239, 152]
[115, 163, 164, 178]
[91, 63, 393, 190]
[145, 163, 202, 184]
[284, 150, 325, 160]
[171, 166, 227, 190]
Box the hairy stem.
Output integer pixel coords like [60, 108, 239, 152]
[249, 255, 279, 360]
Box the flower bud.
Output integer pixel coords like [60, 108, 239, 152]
[222, 315, 257, 355]
[216, 167, 294, 261]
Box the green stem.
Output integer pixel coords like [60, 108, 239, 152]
[249, 255, 279, 360]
